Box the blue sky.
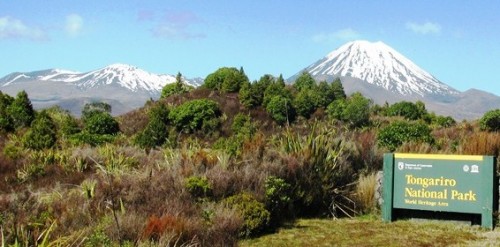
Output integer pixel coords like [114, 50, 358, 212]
[1, 1, 499, 95]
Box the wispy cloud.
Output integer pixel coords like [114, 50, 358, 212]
[140, 10, 206, 40]
[66, 14, 83, 37]
[313, 28, 361, 43]
[405, 21, 441, 35]
[0, 16, 46, 41]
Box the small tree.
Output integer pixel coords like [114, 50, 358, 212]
[135, 104, 170, 149]
[23, 111, 57, 150]
[377, 120, 434, 151]
[161, 72, 192, 98]
[8, 90, 35, 129]
[169, 99, 221, 133]
[83, 111, 119, 135]
[293, 89, 317, 118]
[331, 78, 346, 100]
[480, 109, 500, 132]
[204, 67, 249, 92]
[293, 71, 315, 92]
[343, 92, 371, 128]
[386, 101, 426, 120]
[266, 96, 295, 125]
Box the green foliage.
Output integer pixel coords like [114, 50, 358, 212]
[161, 72, 193, 98]
[7, 90, 35, 129]
[386, 101, 427, 120]
[433, 115, 456, 128]
[83, 111, 119, 135]
[265, 176, 291, 224]
[331, 78, 346, 100]
[82, 101, 112, 119]
[204, 67, 249, 92]
[0, 91, 14, 132]
[169, 99, 221, 133]
[377, 120, 434, 151]
[293, 89, 319, 118]
[316, 80, 336, 108]
[134, 104, 169, 149]
[231, 113, 255, 136]
[185, 176, 212, 198]
[45, 106, 80, 138]
[238, 81, 258, 108]
[480, 109, 500, 132]
[225, 192, 270, 237]
[266, 96, 295, 125]
[293, 72, 315, 92]
[262, 80, 290, 108]
[327, 99, 347, 120]
[22, 111, 57, 150]
[69, 133, 116, 146]
[327, 93, 371, 128]
[342, 93, 371, 128]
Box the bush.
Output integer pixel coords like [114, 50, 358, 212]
[266, 96, 295, 125]
[224, 192, 270, 238]
[161, 72, 193, 98]
[134, 104, 169, 149]
[377, 120, 434, 151]
[84, 111, 120, 135]
[386, 101, 427, 120]
[169, 99, 221, 133]
[69, 133, 116, 146]
[22, 111, 57, 150]
[327, 93, 371, 128]
[293, 71, 315, 91]
[7, 90, 35, 129]
[264, 176, 291, 224]
[185, 176, 212, 198]
[293, 89, 318, 118]
[204, 67, 249, 92]
[479, 109, 500, 132]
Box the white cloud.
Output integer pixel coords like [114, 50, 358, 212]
[0, 16, 46, 41]
[313, 28, 361, 43]
[406, 21, 441, 35]
[66, 14, 83, 37]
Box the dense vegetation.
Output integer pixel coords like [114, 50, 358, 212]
[0, 68, 499, 246]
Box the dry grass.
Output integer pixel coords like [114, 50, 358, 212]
[240, 217, 485, 247]
[354, 173, 377, 214]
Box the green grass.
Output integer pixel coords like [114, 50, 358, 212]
[239, 216, 499, 247]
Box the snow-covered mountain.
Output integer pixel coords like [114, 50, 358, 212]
[290, 40, 500, 119]
[0, 63, 201, 94]
[300, 40, 459, 97]
[0, 64, 203, 116]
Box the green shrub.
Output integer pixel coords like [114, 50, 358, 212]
[265, 176, 291, 224]
[434, 115, 456, 128]
[69, 133, 116, 146]
[204, 67, 249, 92]
[23, 111, 57, 150]
[266, 96, 295, 125]
[377, 120, 434, 151]
[185, 176, 212, 198]
[7, 90, 35, 129]
[134, 104, 169, 149]
[161, 72, 193, 98]
[169, 99, 221, 133]
[293, 71, 315, 91]
[479, 109, 500, 132]
[83, 111, 120, 135]
[327, 93, 371, 128]
[386, 101, 427, 120]
[293, 89, 318, 118]
[225, 192, 270, 237]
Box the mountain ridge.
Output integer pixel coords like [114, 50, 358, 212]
[0, 64, 203, 116]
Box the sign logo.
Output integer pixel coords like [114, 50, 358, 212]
[398, 162, 404, 170]
[471, 165, 479, 173]
[463, 165, 470, 172]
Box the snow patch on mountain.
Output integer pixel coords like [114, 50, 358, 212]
[305, 40, 459, 97]
[0, 64, 200, 94]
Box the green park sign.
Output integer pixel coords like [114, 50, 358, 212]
[382, 153, 497, 229]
